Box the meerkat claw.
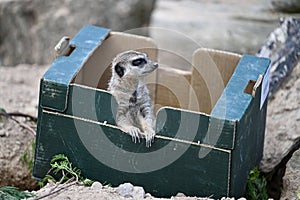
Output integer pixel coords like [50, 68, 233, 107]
[146, 139, 151, 148]
[146, 137, 154, 148]
[128, 127, 141, 143]
[145, 131, 155, 148]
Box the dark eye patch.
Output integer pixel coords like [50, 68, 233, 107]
[132, 58, 147, 66]
[114, 63, 125, 77]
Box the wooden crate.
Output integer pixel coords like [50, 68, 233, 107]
[33, 25, 270, 198]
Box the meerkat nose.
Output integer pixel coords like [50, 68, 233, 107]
[153, 62, 159, 68]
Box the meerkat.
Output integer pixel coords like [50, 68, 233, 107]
[108, 50, 158, 147]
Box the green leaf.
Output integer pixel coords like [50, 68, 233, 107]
[297, 186, 300, 199]
[0, 108, 6, 122]
[82, 178, 94, 186]
[0, 108, 6, 114]
[0, 186, 35, 199]
[245, 167, 268, 200]
[40, 154, 95, 188]
[20, 140, 35, 173]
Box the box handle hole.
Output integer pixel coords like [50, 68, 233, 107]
[244, 80, 256, 96]
[54, 36, 76, 57]
[244, 75, 263, 97]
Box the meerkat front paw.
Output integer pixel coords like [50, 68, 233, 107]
[144, 129, 155, 148]
[126, 126, 142, 143]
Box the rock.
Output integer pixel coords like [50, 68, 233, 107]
[260, 58, 300, 199]
[132, 186, 145, 199]
[260, 63, 300, 158]
[175, 192, 186, 197]
[257, 17, 300, 96]
[0, 121, 6, 137]
[118, 182, 134, 198]
[280, 149, 300, 200]
[0, 129, 5, 137]
[0, 0, 156, 66]
[91, 181, 103, 190]
[270, 0, 300, 13]
[144, 193, 153, 199]
[118, 182, 145, 199]
[256, 17, 300, 199]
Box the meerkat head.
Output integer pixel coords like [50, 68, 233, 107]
[112, 50, 158, 79]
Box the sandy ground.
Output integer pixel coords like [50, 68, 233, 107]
[28, 182, 218, 200]
[0, 64, 47, 116]
[0, 64, 47, 191]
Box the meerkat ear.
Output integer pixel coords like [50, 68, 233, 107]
[114, 63, 125, 78]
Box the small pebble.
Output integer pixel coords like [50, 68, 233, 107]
[175, 192, 186, 197]
[132, 186, 145, 199]
[118, 182, 134, 197]
[91, 181, 103, 190]
[0, 129, 6, 137]
[144, 193, 152, 198]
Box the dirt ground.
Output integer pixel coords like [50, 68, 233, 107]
[0, 64, 46, 191]
[28, 182, 218, 200]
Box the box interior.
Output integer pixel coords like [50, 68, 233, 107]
[72, 32, 242, 115]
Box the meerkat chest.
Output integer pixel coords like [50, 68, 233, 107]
[128, 84, 148, 109]
[129, 89, 143, 107]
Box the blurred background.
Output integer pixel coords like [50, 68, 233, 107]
[0, 0, 300, 67]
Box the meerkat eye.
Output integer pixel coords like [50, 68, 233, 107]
[132, 58, 147, 66]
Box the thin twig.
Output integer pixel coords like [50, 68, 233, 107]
[34, 180, 77, 200]
[10, 117, 36, 136]
[49, 175, 74, 194]
[0, 111, 37, 122]
[0, 111, 37, 136]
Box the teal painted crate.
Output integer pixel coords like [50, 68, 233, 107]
[33, 25, 270, 198]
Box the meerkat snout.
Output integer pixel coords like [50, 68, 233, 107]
[108, 50, 158, 147]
